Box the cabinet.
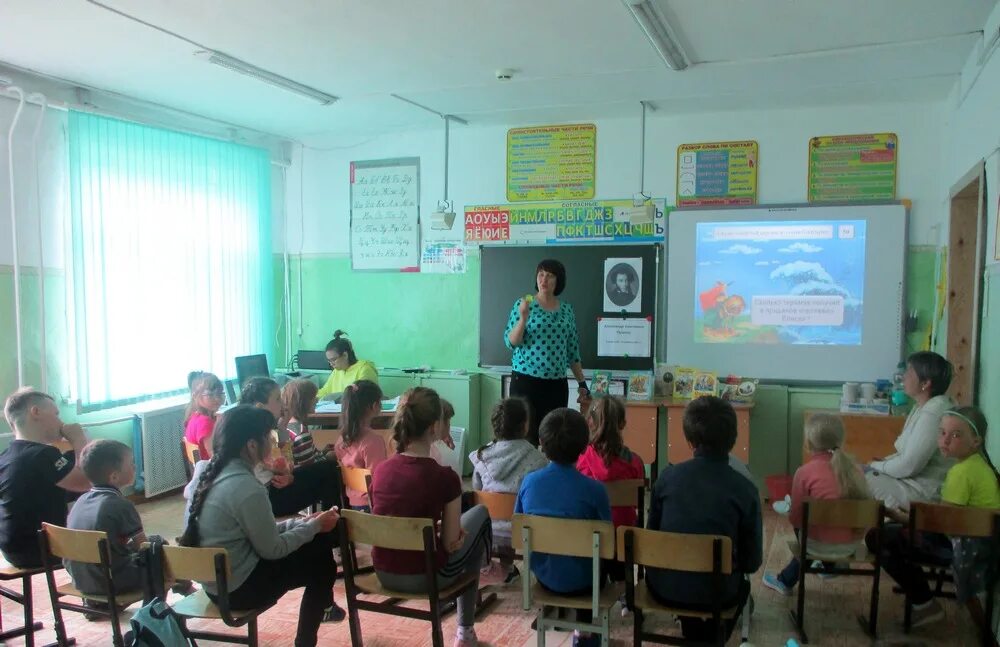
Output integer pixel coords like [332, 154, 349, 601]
[665, 399, 752, 465]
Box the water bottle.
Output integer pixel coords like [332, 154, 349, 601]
[891, 361, 907, 407]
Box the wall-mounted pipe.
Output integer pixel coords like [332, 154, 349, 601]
[6, 86, 26, 387]
[29, 94, 49, 392]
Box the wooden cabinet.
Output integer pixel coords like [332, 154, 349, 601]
[665, 399, 752, 465]
[803, 410, 905, 464]
[623, 401, 658, 475]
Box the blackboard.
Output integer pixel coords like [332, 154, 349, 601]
[480, 244, 659, 371]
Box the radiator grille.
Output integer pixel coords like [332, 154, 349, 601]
[136, 403, 188, 497]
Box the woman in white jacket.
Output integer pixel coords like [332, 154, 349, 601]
[469, 398, 547, 582]
[866, 351, 955, 508]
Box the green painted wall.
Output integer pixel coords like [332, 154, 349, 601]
[980, 266, 1000, 462]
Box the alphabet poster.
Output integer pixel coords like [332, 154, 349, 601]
[350, 158, 420, 271]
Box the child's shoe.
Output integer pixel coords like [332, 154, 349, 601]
[910, 599, 944, 627]
[322, 603, 346, 622]
[619, 592, 631, 617]
[571, 630, 601, 647]
[502, 564, 520, 585]
[762, 573, 793, 596]
[454, 626, 478, 646]
[479, 560, 505, 586]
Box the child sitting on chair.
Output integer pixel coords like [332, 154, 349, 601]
[515, 408, 611, 647]
[470, 397, 547, 584]
[283, 379, 335, 467]
[646, 396, 762, 643]
[763, 414, 871, 596]
[66, 440, 145, 599]
[334, 380, 387, 512]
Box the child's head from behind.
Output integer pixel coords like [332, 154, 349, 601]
[4, 387, 60, 439]
[282, 378, 319, 423]
[586, 396, 626, 463]
[342, 380, 384, 445]
[393, 387, 440, 453]
[239, 377, 282, 420]
[438, 398, 456, 442]
[683, 396, 736, 457]
[490, 398, 530, 443]
[538, 408, 589, 465]
[805, 414, 845, 453]
[188, 372, 224, 417]
[939, 406, 988, 460]
[80, 439, 135, 488]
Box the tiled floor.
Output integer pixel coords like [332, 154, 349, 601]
[0, 495, 990, 646]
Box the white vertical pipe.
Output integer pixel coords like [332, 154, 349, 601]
[30, 95, 49, 392]
[7, 86, 26, 387]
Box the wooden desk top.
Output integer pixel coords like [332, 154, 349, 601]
[307, 409, 396, 425]
[660, 397, 754, 411]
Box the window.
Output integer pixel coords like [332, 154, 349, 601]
[67, 111, 273, 410]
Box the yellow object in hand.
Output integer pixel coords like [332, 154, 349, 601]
[525, 294, 534, 302]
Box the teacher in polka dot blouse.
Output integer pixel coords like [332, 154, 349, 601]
[504, 259, 589, 446]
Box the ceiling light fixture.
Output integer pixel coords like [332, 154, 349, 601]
[195, 50, 338, 106]
[623, 0, 689, 71]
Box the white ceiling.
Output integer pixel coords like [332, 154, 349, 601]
[0, 0, 995, 142]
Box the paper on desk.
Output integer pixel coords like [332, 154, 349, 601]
[315, 396, 400, 414]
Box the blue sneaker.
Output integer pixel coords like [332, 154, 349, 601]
[762, 573, 793, 596]
[813, 560, 840, 580]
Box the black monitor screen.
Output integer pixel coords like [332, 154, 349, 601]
[235, 354, 269, 388]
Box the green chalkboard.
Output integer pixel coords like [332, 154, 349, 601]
[480, 244, 659, 371]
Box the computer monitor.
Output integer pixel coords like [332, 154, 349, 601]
[235, 354, 269, 389]
[296, 350, 330, 371]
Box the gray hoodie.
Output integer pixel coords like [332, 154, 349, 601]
[188, 459, 321, 593]
[469, 439, 547, 538]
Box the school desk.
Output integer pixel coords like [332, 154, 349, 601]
[306, 409, 397, 429]
[802, 409, 906, 464]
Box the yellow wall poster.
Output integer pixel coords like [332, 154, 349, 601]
[676, 140, 758, 207]
[808, 133, 898, 202]
[507, 124, 596, 202]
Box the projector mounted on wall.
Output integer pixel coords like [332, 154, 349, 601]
[430, 210, 457, 230]
[628, 203, 655, 225]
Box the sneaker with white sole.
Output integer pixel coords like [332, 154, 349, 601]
[910, 599, 945, 627]
[502, 565, 520, 585]
[479, 561, 505, 586]
[762, 573, 793, 596]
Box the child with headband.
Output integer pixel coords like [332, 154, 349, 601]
[871, 406, 999, 628]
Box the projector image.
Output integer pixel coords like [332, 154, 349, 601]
[430, 211, 456, 230]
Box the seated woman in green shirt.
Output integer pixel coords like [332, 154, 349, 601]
[317, 330, 378, 400]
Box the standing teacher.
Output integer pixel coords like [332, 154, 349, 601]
[504, 259, 589, 446]
[317, 330, 379, 400]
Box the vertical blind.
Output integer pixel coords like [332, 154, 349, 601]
[67, 111, 273, 410]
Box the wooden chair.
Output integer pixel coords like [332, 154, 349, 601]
[158, 544, 272, 646]
[38, 523, 144, 647]
[339, 465, 373, 509]
[790, 499, 885, 643]
[605, 479, 647, 529]
[311, 429, 341, 454]
[513, 514, 617, 646]
[903, 502, 1000, 647]
[0, 560, 59, 647]
[618, 526, 750, 646]
[338, 509, 480, 647]
[182, 439, 201, 479]
[467, 491, 518, 611]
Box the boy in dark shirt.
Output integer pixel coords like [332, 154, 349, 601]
[0, 388, 91, 567]
[646, 396, 762, 642]
[67, 439, 145, 597]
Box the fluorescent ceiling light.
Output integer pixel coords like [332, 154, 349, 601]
[624, 0, 688, 71]
[196, 50, 338, 106]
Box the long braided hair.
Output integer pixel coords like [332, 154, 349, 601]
[179, 405, 274, 547]
[479, 398, 530, 461]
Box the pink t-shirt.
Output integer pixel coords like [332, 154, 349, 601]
[334, 431, 388, 507]
[790, 452, 858, 545]
[184, 412, 215, 459]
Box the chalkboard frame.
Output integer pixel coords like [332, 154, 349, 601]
[479, 244, 661, 371]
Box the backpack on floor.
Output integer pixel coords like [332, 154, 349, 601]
[124, 597, 191, 647]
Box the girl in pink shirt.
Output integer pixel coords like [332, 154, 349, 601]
[763, 413, 871, 595]
[334, 380, 386, 511]
[184, 372, 224, 459]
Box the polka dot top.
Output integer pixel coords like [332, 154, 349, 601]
[504, 299, 582, 380]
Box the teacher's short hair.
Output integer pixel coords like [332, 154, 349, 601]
[538, 407, 589, 464]
[683, 396, 737, 457]
[907, 351, 953, 397]
[536, 259, 567, 296]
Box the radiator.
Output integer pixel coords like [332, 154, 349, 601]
[132, 400, 188, 497]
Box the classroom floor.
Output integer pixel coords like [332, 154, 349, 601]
[0, 496, 988, 646]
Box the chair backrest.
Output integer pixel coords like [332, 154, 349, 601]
[615, 526, 733, 574]
[340, 466, 373, 499]
[310, 429, 341, 452]
[41, 523, 106, 564]
[605, 479, 646, 508]
[512, 514, 615, 559]
[160, 545, 231, 583]
[804, 498, 882, 530]
[182, 439, 201, 466]
[341, 509, 433, 551]
[471, 491, 516, 521]
[912, 502, 1000, 538]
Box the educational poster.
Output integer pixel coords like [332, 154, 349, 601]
[676, 140, 758, 207]
[603, 258, 642, 313]
[464, 199, 666, 244]
[694, 220, 866, 345]
[808, 133, 897, 202]
[349, 158, 420, 271]
[420, 241, 466, 274]
[597, 317, 652, 358]
[507, 124, 596, 201]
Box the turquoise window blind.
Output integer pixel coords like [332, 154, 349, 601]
[68, 111, 273, 410]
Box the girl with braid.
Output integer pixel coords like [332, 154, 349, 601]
[371, 387, 503, 647]
[469, 397, 547, 584]
[333, 380, 387, 511]
[180, 405, 346, 647]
